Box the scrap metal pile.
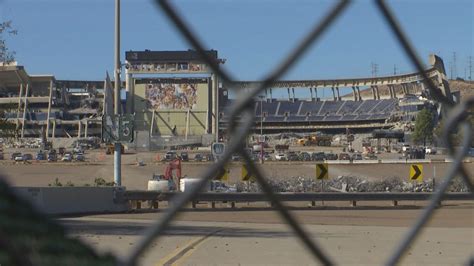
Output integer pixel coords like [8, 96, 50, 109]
[234, 176, 469, 193]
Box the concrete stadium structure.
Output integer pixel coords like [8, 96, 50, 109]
[0, 65, 108, 139]
[219, 54, 452, 134]
[0, 53, 452, 147]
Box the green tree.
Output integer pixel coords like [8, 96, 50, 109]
[434, 107, 474, 147]
[0, 20, 17, 63]
[412, 108, 435, 146]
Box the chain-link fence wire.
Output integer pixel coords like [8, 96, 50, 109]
[122, 0, 474, 265]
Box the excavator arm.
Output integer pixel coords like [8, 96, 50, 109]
[163, 158, 182, 191]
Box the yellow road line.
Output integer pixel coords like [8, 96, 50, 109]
[171, 232, 213, 266]
[156, 229, 221, 266]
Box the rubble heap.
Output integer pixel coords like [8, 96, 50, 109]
[235, 176, 470, 193]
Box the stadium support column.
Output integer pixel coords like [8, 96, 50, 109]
[17, 84, 23, 121]
[331, 87, 336, 101]
[310, 87, 314, 101]
[336, 87, 340, 101]
[150, 110, 155, 137]
[375, 85, 381, 100]
[351, 86, 357, 101]
[85, 121, 88, 138]
[270, 88, 273, 102]
[287, 88, 291, 101]
[356, 86, 362, 101]
[21, 84, 30, 138]
[403, 83, 407, 95]
[371, 86, 377, 100]
[185, 108, 190, 140]
[52, 120, 56, 138]
[78, 121, 82, 138]
[46, 80, 53, 139]
[125, 73, 133, 114]
[211, 73, 218, 142]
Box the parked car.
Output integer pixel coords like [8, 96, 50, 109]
[194, 153, 203, 162]
[11, 152, 22, 160]
[425, 147, 436, 155]
[325, 153, 338, 160]
[36, 152, 46, 160]
[163, 151, 177, 161]
[401, 144, 411, 152]
[231, 154, 241, 161]
[263, 153, 272, 161]
[287, 152, 299, 161]
[299, 152, 311, 161]
[22, 153, 33, 161]
[351, 153, 363, 160]
[468, 148, 474, 157]
[75, 153, 85, 162]
[311, 152, 326, 161]
[47, 152, 57, 162]
[73, 146, 83, 154]
[339, 153, 351, 160]
[62, 152, 73, 162]
[204, 153, 214, 161]
[275, 153, 287, 161]
[364, 153, 378, 160]
[180, 152, 189, 161]
[14, 153, 24, 162]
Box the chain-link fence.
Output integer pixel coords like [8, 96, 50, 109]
[1, 0, 472, 265]
[118, 0, 474, 265]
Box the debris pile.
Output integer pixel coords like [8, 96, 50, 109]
[235, 176, 470, 193]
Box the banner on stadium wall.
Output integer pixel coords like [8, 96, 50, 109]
[145, 82, 198, 110]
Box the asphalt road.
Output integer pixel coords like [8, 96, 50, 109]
[60, 203, 474, 266]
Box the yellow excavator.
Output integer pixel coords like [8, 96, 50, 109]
[297, 134, 332, 146]
[105, 143, 125, 155]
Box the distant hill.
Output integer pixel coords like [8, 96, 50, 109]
[449, 80, 474, 99]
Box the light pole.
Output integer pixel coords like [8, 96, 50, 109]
[114, 0, 122, 186]
[259, 96, 264, 164]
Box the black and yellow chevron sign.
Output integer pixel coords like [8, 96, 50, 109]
[215, 165, 230, 181]
[241, 164, 256, 181]
[409, 164, 423, 182]
[316, 163, 329, 180]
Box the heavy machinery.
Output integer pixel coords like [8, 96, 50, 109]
[297, 134, 332, 146]
[149, 158, 182, 191]
[105, 143, 124, 155]
[148, 157, 212, 192]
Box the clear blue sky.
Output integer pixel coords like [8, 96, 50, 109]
[2, 0, 473, 82]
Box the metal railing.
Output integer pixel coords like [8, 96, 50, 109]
[119, 0, 474, 265]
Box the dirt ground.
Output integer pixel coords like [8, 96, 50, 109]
[0, 150, 472, 190]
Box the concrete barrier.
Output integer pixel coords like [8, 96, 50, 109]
[353, 160, 379, 164]
[14, 186, 128, 215]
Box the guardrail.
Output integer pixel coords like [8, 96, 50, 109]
[119, 191, 473, 208]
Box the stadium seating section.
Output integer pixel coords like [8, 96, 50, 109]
[221, 98, 400, 124]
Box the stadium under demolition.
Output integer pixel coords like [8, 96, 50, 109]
[0, 51, 458, 151]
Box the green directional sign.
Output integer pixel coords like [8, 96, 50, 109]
[410, 164, 423, 182]
[316, 163, 329, 180]
[102, 114, 135, 143]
